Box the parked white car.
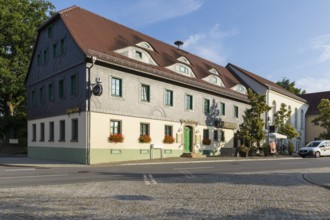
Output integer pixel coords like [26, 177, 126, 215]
[299, 140, 330, 158]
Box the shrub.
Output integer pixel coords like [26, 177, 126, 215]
[202, 138, 211, 145]
[108, 133, 124, 143]
[139, 135, 151, 143]
[288, 142, 295, 155]
[163, 135, 175, 144]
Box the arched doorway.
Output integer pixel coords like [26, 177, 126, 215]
[184, 126, 193, 153]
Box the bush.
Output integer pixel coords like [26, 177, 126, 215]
[288, 142, 295, 155]
[108, 133, 124, 143]
[139, 135, 151, 143]
[202, 138, 211, 145]
[263, 142, 270, 156]
[163, 135, 175, 144]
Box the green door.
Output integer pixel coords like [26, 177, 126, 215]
[184, 127, 192, 153]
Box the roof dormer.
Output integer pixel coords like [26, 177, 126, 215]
[177, 56, 190, 65]
[165, 63, 195, 78]
[202, 75, 225, 87]
[231, 84, 247, 94]
[114, 46, 157, 66]
[136, 41, 154, 51]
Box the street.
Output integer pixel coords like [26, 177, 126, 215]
[0, 157, 330, 219]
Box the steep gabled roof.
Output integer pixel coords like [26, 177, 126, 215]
[300, 91, 330, 114]
[226, 63, 307, 103]
[40, 6, 245, 99]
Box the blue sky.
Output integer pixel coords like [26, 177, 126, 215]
[50, 0, 330, 93]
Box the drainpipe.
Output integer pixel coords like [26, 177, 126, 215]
[86, 56, 97, 165]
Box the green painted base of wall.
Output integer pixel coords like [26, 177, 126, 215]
[90, 148, 183, 164]
[28, 146, 87, 164]
[28, 146, 183, 165]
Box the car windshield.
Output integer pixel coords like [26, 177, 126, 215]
[306, 141, 321, 147]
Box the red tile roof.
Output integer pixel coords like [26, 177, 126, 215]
[300, 91, 330, 114]
[43, 6, 248, 101]
[227, 63, 307, 102]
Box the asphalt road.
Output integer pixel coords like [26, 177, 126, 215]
[0, 157, 329, 188]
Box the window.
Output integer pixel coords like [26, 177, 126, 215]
[43, 48, 49, 64]
[48, 83, 54, 101]
[203, 129, 209, 139]
[294, 108, 298, 129]
[32, 124, 36, 141]
[135, 51, 143, 59]
[37, 53, 41, 67]
[141, 84, 150, 102]
[220, 102, 225, 116]
[165, 89, 173, 106]
[301, 110, 304, 130]
[234, 106, 239, 118]
[39, 86, 45, 105]
[32, 90, 37, 106]
[140, 123, 149, 136]
[47, 25, 53, 38]
[204, 99, 210, 113]
[178, 65, 189, 75]
[185, 94, 193, 110]
[60, 38, 67, 55]
[52, 43, 58, 58]
[49, 121, 54, 142]
[213, 130, 219, 141]
[71, 119, 78, 141]
[220, 131, 225, 141]
[70, 74, 78, 96]
[209, 76, 218, 84]
[111, 77, 122, 97]
[40, 123, 45, 142]
[59, 120, 65, 141]
[58, 79, 64, 99]
[110, 120, 121, 135]
[165, 125, 172, 136]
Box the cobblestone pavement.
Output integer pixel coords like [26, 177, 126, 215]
[0, 167, 329, 220]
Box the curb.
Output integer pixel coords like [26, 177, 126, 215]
[303, 173, 330, 190]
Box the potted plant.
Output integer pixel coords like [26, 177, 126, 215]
[163, 135, 175, 144]
[202, 138, 211, 145]
[108, 133, 124, 143]
[139, 134, 151, 143]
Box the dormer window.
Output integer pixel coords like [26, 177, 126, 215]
[209, 68, 219, 75]
[177, 56, 190, 65]
[209, 76, 218, 84]
[235, 85, 247, 94]
[178, 65, 189, 75]
[135, 51, 143, 59]
[136, 41, 154, 51]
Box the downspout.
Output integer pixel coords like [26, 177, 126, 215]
[86, 56, 97, 165]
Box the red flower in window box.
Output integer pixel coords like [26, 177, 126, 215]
[202, 138, 211, 145]
[163, 135, 175, 144]
[108, 133, 124, 143]
[139, 135, 151, 143]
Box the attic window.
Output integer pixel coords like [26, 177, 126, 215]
[209, 76, 218, 84]
[135, 51, 143, 59]
[209, 68, 219, 75]
[178, 65, 189, 75]
[136, 41, 154, 51]
[178, 56, 190, 65]
[236, 85, 247, 94]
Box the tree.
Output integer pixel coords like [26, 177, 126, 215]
[238, 89, 271, 148]
[274, 103, 299, 139]
[312, 98, 330, 139]
[276, 78, 306, 95]
[0, 0, 55, 147]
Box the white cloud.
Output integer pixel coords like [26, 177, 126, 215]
[296, 74, 330, 93]
[182, 24, 239, 65]
[309, 34, 330, 63]
[115, 0, 203, 26]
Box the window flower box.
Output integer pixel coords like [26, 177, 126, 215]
[163, 135, 175, 144]
[108, 133, 124, 143]
[139, 135, 151, 143]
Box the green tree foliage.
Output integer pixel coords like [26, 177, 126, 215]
[276, 78, 306, 95]
[274, 103, 299, 139]
[0, 0, 54, 145]
[312, 98, 330, 139]
[238, 89, 271, 148]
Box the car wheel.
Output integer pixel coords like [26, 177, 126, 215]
[301, 155, 305, 158]
[315, 151, 320, 158]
